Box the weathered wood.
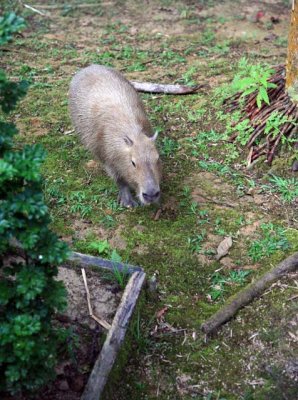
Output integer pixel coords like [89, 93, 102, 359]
[70, 251, 142, 274]
[81, 270, 146, 400]
[131, 81, 202, 94]
[201, 252, 298, 335]
[30, 3, 112, 9]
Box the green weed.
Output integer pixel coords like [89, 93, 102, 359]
[248, 223, 290, 262]
[214, 218, 226, 236]
[266, 175, 298, 203]
[264, 111, 296, 144]
[188, 230, 206, 253]
[232, 58, 277, 108]
[209, 270, 251, 301]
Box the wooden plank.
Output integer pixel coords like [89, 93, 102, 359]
[81, 271, 146, 400]
[70, 251, 142, 274]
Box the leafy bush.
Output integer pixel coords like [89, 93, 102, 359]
[0, 13, 68, 394]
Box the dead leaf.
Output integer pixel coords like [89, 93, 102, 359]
[156, 306, 168, 321]
[85, 160, 99, 170]
[153, 208, 162, 221]
[216, 236, 233, 260]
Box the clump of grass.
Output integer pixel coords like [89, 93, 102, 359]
[248, 223, 290, 262]
[209, 270, 252, 301]
[265, 175, 298, 203]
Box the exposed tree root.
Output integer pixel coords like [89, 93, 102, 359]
[225, 65, 298, 166]
[201, 252, 298, 335]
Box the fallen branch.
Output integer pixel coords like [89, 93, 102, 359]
[30, 2, 111, 9]
[201, 252, 298, 335]
[131, 81, 204, 94]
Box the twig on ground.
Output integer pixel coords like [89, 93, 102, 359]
[201, 252, 298, 335]
[81, 268, 111, 331]
[22, 2, 50, 17]
[81, 268, 93, 315]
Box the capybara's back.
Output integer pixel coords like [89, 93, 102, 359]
[69, 65, 161, 207]
[69, 65, 152, 161]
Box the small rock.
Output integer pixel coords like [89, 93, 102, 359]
[148, 273, 158, 292]
[292, 160, 298, 172]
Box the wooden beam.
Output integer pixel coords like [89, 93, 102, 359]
[69, 251, 142, 274]
[81, 271, 146, 400]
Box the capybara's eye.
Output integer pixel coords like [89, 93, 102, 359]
[131, 160, 136, 167]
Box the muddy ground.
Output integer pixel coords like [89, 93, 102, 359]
[2, 0, 298, 399]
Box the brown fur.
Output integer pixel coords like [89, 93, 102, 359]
[69, 65, 161, 207]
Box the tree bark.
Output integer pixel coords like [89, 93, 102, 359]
[286, 0, 298, 103]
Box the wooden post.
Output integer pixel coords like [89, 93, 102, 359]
[286, 0, 298, 102]
[81, 271, 146, 400]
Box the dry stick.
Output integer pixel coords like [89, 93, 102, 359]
[131, 81, 202, 94]
[91, 314, 111, 331]
[81, 268, 112, 331]
[22, 3, 49, 17]
[201, 252, 298, 335]
[82, 268, 93, 316]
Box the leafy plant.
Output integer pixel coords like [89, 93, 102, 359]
[248, 223, 290, 262]
[0, 14, 68, 394]
[264, 111, 296, 143]
[209, 270, 251, 301]
[267, 175, 298, 202]
[232, 58, 277, 108]
[87, 239, 110, 256]
[188, 230, 206, 253]
[0, 12, 25, 44]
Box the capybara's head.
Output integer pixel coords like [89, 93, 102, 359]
[124, 131, 161, 205]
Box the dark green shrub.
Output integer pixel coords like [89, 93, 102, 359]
[0, 12, 68, 394]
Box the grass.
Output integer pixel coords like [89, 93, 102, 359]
[266, 175, 298, 202]
[248, 223, 290, 263]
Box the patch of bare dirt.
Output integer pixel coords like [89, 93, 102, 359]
[57, 265, 121, 329]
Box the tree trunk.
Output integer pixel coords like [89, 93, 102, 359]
[286, 0, 298, 103]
